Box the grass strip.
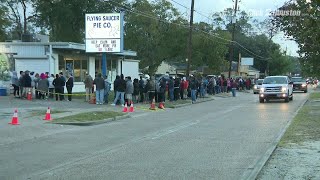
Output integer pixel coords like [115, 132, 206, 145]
[28, 110, 68, 117]
[279, 92, 320, 147]
[50, 111, 124, 123]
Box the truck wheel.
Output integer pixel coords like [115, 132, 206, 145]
[259, 98, 264, 103]
[304, 90, 308, 93]
[290, 94, 293, 101]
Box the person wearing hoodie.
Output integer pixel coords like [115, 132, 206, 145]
[146, 76, 156, 103]
[125, 76, 134, 105]
[48, 74, 55, 99]
[18, 71, 24, 98]
[111, 74, 126, 106]
[22, 70, 32, 98]
[37, 73, 49, 99]
[11, 71, 19, 97]
[93, 73, 105, 105]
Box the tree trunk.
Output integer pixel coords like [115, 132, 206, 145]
[22, 0, 27, 34]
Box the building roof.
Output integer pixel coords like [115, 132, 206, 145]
[0, 41, 137, 57]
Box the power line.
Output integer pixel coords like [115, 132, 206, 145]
[107, 0, 268, 61]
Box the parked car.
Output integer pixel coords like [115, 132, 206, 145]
[291, 77, 308, 93]
[253, 79, 264, 94]
[259, 76, 293, 103]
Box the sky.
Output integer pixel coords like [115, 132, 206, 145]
[171, 0, 299, 57]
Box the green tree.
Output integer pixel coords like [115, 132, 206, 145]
[124, 0, 187, 74]
[273, 0, 320, 77]
[0, 3, 11, 41]
[32, 0, 126, 42]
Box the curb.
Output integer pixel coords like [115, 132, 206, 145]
[48, 114, 131, 126]
[241, 95, 310, 180]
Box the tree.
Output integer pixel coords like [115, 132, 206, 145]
[124, 0, 187, 74]
[1, 0, 35, 39]
[32, 0, 126, 42]
[273, 0, 320, 77]
[0, 3, 11, 41]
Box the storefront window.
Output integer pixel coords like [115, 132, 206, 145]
[58, 54, 88, 82]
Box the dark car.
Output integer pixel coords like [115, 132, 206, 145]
[292, 77, 308, 93]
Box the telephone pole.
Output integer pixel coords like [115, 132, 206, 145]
[186, 0, 195, 77]
[228, 0, 239, 78]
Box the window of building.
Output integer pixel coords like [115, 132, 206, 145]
[58, 54, 88, 82]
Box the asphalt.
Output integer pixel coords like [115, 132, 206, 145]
[0, 91, 309, 180]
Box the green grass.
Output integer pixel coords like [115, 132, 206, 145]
[28, 110, 68, 117]
[165, 99, 191, 108]
[50, 111, 124, 123]
[279, 92, 320, 147]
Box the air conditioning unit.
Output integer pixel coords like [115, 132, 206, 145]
[21, 34, 34, 42]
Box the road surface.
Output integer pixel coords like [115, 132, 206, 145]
[0, 91, 309, 180]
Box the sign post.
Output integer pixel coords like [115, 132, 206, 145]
[85, 13, 123, 77]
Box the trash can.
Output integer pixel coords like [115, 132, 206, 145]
[0, 87, 7, 96]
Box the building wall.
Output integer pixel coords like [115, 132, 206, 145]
[156, 61, 176, 74]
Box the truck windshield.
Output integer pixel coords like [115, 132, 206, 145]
[263, 77, 287, 84]
[291, 78, 305, 82]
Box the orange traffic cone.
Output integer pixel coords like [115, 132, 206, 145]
[158, 102, 165, 109]
[9, 109, 20, 125]
[129, 101, 134, 112]
[27, 89, 32, 101]
[149, 98, 156, 110]
[122, 102, 128, 112]
[43, 107, 52, 121]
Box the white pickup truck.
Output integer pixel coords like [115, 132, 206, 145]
[259, 76, 293, 103]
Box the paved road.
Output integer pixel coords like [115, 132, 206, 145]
[0, 91, 308, 180]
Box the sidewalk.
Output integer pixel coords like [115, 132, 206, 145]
[257, 88, 320, 179]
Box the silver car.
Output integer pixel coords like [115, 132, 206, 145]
[253, 79, 264, 94]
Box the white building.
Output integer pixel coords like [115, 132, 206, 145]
[0, 41, 139, 92]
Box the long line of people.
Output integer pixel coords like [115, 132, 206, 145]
[11, 70, 74, 101]
[12, 70, 251, 105]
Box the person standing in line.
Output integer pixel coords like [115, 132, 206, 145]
[11, 71, 19, 98]
[93, 73, 105, 105]
[183, 77, 189, 99]
[59, 72, 66, 100]
[18, 71, 24, 98]
[37, 73, 49, 99]
[66, 74, 74, 101]
[138, 76, 145, 103]
[104, 76, 111, 104]
[22, 70, 32, 99]
[190, 77, 198, 104]
[34, 73, 40, 99]
[158, 78, 166, 103]
[111, 74, 126, 106]
[133, 78, 139, 103]
[168, 76, 174, 101]
[125, 76, 134, 105]
[174, 77, 180, 101]
[231, 78, 237, 97]
[147, 76, 156, 103]
[48, 74, 55, 99]
[53, 74, 63, 101]
[83, 72, 93, 102]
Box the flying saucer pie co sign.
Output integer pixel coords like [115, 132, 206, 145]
[85, 13, 123, 53]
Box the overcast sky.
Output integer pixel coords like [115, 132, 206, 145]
[172, 0, 299, 56]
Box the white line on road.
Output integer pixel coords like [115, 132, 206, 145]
[151, 120, 200, 140]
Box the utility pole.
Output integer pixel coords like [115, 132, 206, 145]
[186, 0, 195, 77]
[228, 0, 239, 78]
